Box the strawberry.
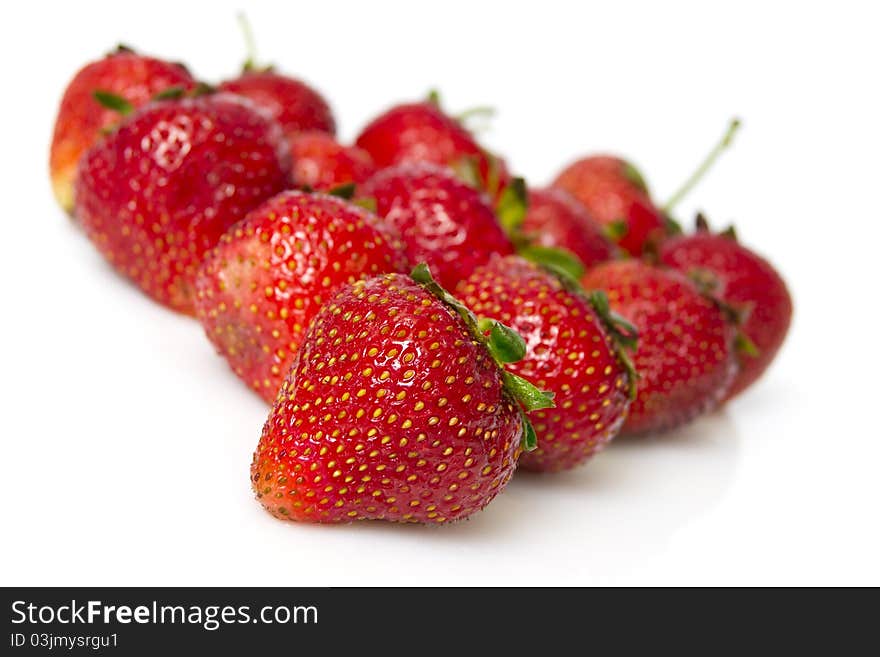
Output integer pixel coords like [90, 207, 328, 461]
[50, 45, 196, 213]
[658, 216, 792, 400]
[74, 93, 290, 314]
[457, 255, 635, 472]
[519, 187, 619, 270]
[195, 191, 407, 402]
[289, 132, 376, 192]
[251, 266, 553, 523]
[552, 156, 666, 256]
[359, 163, 514, 290]
[355, 95, 509, 198]
[219, 71, 335, 145]
[219, 15, 335, 146]
[582, 260, 738, 435]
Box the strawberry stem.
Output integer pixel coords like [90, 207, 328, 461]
[237, 12, 259, 72]
[496, 177, 528, 232]
[663, 118, 741, 215]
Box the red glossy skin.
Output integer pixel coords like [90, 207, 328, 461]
[659, 231, 792, 400]
[219, 71, 335, 144]
[50, 49, 196, 212]
[552, 156, 666, 256]
[252, 274, 524, 524]
[355, 101, 509, 198]
[75, 94, 290, 314]
[360, 163, 514, 290]
[195, 191, 408, 402]
[457, 256, 632, 471]
[522, 188, 619, 269]
[289, 132, 376, 191]
[582, 260, 738, 435]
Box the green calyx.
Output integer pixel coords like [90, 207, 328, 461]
[622, 160, 649, 194]
[664, 214, 683, 236]
[477, 318, 526, 363]
[109, 43, 135, 56]
[153, 86, 186, 101]
[352, 196, 378, 214]
[735, 332, 760, 358]
[496, 177, 528, 232]
[603, 219, 629, 243]
[410, 263, 554, 451]
[586, 290, 639, 400]
[151, 83, 214, 104]
[587, 290, 638, 349]
[494, 176, 588, 281]
[426, 89, 442, 107]
[452, 156, 481, 189]
[93, 90, 133, 115]
[518, 245, 585, 282]
[326, 182, 357, 200]
[696, 213, 739, 242]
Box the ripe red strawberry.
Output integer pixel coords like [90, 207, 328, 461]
[355, 97, 509, 198]
[457, 255, 635, 471]
[50, 45, 196, 213]
[219, 71, 335, 145]
[252, 267, 552, 523]
[552, 156, 666, 256]
[74, 93, 290, 314]
[195, 191, 407, 401]
[658, 217, 792, 400]
[289, 132, 376, 192]
[520, 187, 619, 269]
[582, 260, 738, 435]
[359, 163, 515, 290]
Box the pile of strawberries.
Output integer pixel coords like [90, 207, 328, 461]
[50, 35, 792, 525]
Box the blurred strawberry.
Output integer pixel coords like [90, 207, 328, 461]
[658, 215, 792, 400]
[519, 187, 619, 269]
[355, 92, 509, 199]
[360, 163, 514, 290]
[582, 260, 738, 435]
[50, 45, 196, 213]
[289, 132, 376, 191]
[218, 15, 335, 144]
[552, 156, 666, 256]
[74, 93, 290, 314]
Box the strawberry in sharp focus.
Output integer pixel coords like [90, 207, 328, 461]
[74, 93, 290, 314]
[457, 255, 635, 472]
[289, 132, 376, 192]
[359, 163, 515, 290]
[195, 191, 408, 402]
[658, 216, 792, 401]
[582, 260, 738, 435]
[552, 155, 667, 256]
[355, 94, 510, 199]
[251, 266, 553, 523]
[50, 45, 196, 213]
[519, 187, 619, 270]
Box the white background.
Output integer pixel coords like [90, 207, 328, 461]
[1, 0, 878, 586]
